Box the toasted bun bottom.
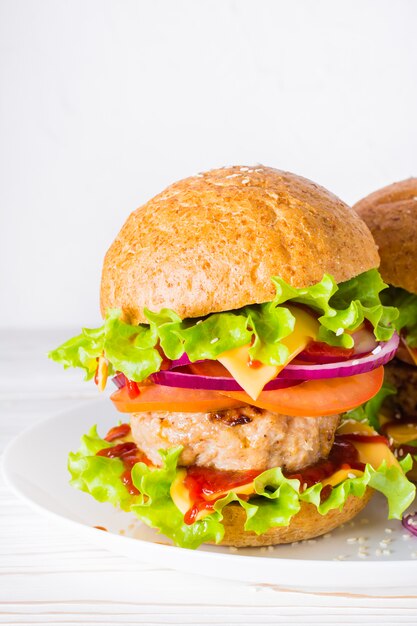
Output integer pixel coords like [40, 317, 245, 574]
[216, 488, 373, 547]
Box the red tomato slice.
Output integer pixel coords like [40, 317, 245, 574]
[219, 367, 384, 417]
[110, 383, 247, 413]
[298, 341, 354, 363]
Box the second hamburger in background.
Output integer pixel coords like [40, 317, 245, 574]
[354, 178, 417, 475]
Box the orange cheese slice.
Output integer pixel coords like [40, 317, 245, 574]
[321, 468, 363, 487]
[217, 306, 319, 400]
[385, 422, 417, 445]
[337, 420, 400, 469]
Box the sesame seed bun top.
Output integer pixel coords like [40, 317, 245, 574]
[354, 178, 417, 296]
[101, 165, 379, 323]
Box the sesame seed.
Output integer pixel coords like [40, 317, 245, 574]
[302, 482, 308, 491]
[385, 528, 393, 534]
[335, 328, 344, 336]
[196, 320, 203, 325]
[307, 539, 317, 545]
[358, 537, 367, 544]
[347, 537, 358, 544]
[229, 546, 238, 552]
[379, 538, 392, 546]
[240, 167, 249, 172]
[267, 546, 274, 552]
[348, 473, 357, 479]
[382, 548, 392, 556]
[402, 533, 411, 540]
[334, 554, 348, 561]
[225, 173, 239, 179]
[241, 178, 250, 184]
[210, 337, 219, 344]
[375, 548, 382, 556]
[358, 551, 368, 559]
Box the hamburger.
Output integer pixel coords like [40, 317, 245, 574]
[50, 166, 415, 548]
[354, 178, 417, 476]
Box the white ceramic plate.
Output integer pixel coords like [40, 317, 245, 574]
[3, 398, 417, 589]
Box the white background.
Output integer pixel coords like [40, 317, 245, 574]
[1, 0, 416, 329]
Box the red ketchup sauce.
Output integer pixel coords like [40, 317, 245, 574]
[183, 467, 262, 525]
[338, 433, 389, 446]
[96, 424, 151, 495]
[285, 438, 365, 489]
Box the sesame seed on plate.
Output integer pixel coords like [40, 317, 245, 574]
[379, 538, 392, 547]
[385, 528, 393, 534]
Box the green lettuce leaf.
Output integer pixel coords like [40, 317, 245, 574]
[68, 425, 136, 510]
[68, 426, 415, 549]
[382, 286, 417, 348]
[51, 269, 397, 382]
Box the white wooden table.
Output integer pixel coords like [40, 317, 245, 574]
[2, 329, 417, 625]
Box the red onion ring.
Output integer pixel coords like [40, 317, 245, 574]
[169, 333, 398, 381]
[151, 369, 302, 391]
[112, 373, 127, 389]
[402, 512, 417, 537]
[277, 333, 399, 379]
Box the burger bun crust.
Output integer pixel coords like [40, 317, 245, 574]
[101, 166, 379, 323]
[217, 488, 373, 547]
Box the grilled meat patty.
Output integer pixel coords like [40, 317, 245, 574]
[131, 406, 340, 471]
